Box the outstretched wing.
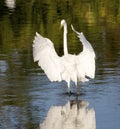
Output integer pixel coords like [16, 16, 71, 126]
[33, 32, 63, 82]
[71, 25, 95, 81]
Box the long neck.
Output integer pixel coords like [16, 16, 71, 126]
[63, 23, 68, 55]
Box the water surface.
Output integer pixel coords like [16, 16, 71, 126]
[0, 0, 120, 129]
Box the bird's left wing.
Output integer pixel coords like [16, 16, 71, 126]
[33, 32, 63, 82]
[71, 25, 95, 81]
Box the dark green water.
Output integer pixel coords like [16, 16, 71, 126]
[0, 0, 120, 129]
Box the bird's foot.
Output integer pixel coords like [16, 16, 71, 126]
[64, 90, 73, 96]
[68, 90, 72, 96]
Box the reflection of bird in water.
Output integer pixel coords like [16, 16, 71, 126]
[40, 99, 96, 129]
[5, 0, 16, 9]
[33, 19, 95, 94]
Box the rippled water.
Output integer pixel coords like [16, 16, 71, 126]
[0, 0, 120, 129]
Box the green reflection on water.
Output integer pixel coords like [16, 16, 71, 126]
[0, 0, 120, 54]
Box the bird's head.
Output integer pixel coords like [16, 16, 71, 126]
[60, 19, 66, 28]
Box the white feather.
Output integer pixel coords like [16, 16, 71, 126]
[33, 32, 63, 82]
[71, 25, 95, 80]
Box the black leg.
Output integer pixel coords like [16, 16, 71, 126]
[76, 83, 79, 95]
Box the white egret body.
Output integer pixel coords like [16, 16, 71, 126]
[33, 19, 95, 94]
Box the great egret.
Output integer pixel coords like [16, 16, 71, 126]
[33, 19, 95, 94]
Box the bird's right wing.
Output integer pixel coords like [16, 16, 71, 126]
[33, 32, 63, 82]
[71, 25, 95, 81]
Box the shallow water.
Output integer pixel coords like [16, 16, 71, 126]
[0, 0, 120, 129]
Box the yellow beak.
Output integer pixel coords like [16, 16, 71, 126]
[59, 24, 63, 30]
